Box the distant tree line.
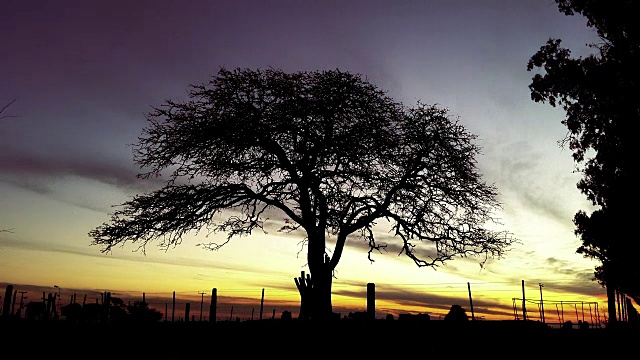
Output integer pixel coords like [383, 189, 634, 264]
[2, 285, 162, 323]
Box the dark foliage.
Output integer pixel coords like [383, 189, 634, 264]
[528, 0, 640, 307]
[444, 304, 469, 321]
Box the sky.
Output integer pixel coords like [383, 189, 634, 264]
[1, 0, 608, 323]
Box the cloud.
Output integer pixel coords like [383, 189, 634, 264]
[0, 151, 155, 190]
[0, 232, 266, 276]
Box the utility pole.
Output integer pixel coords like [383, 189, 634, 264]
[467, 282, 475, 321]
[521, 280, 527, 321]
[54, 285, 61, 316]
[259, 288, 264, 320]
[198, 291, 205, 321]
[209, 288, 217, 322]
[539, 283, 545, 323]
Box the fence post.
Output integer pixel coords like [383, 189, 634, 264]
[521, 280, 527, 321]
[2, 285, 13, 317]
[209, 288, 217, 322]
[367, 283, 375, 320]
[172, 291, 176, 322]
[467, 282, 475, 321]
[260, 288, 265, 320]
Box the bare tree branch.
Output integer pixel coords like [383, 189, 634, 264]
[0, 99, 18, 120]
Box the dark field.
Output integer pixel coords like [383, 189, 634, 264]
[3, 318, 639, 358]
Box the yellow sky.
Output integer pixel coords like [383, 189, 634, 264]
[0, 174, 606, 323]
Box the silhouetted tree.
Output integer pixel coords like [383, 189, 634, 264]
[444, 304, 469, 321]
[61, 303, 83, 322]
[89, 67, 516, 321]
[105, 296, 128, 323]
[280, 310, 292, 321]
[127, 300, 163, 322]
[25, 301, 47, 320]
[527, 0, 640, 325]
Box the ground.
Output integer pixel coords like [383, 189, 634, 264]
[2, 318, 637, 358]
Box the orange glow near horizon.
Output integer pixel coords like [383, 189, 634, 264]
[1, 279, 608, 326]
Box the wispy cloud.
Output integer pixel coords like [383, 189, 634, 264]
[0, 151, 158, 191]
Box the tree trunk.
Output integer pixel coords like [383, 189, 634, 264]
[607, 284, 617, 327]
[310, 260, 333, 320]
[296, 254, 334, 321]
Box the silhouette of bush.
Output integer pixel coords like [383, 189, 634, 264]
[127, 300, 163, 323]
[25, 301, 47, 320]
[444, 305, 469, 321]
[61, 303, 83, 322]
[398, 313, 430, 322]
[563, 320, 573, 329]
[281, 310, 292, 321]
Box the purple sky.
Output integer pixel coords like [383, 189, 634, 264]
[1, 1, 608, 320]
[2, 0, 595, 202]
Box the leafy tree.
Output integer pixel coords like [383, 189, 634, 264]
[106, 296, 129, 323]
[89, 67, 516, 321]
[527, 0, 639, 323]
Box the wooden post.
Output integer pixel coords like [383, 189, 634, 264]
[259, 288, 265, 320]
[271, 308, 275, 320]
[467, 282, 475, 321]
[539, 283, 545, 323]
[199, 291, 205, 321]
[172, 291, 176, 322]
[185, 303, 190, 322]
[230, 306, 233, 321]
[18, 291, 26, 318]
[104, 292, 111, 324]
[521, 280, 527, 321]
[367, 283, 375, 320]
[2, 285, 13, 317]
[46, 293, 54, 320]
[209, 288, 217, 322]
[11, 289, 17, 316]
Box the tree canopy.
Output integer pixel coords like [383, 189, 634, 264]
[89, 67, 516, 320]
[528, 0, 640, 313]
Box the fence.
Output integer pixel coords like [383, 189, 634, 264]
[1, 279, 618, 328]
